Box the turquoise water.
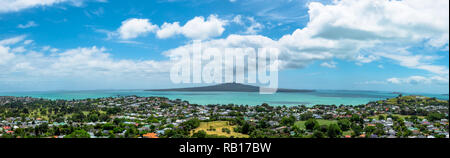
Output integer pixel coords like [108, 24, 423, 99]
[1, 90, 447, 106]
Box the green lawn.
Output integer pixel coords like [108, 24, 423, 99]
[294, 119, 338, 129]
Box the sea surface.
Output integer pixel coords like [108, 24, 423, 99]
[1, 90, 448, 106]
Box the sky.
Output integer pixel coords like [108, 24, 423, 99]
[0, 0, 448, 94]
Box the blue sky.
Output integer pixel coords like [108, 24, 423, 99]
[0, 0, 448, 94]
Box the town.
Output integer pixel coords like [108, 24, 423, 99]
[0, 95, 448, 138]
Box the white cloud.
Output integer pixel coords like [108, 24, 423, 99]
[0, 46, 15, 65]
[1, 0, 449, 91]
[0, 35, 26, 45]
[232, 15, 243, 25]
[388, 75, 449, 85]
[156, 15, 227, 40]
[0, 0, 108, 13]
[244, 17, 264, 35]
[0, 40, 172, 90]
[355, 55, 379, 65]
[117, 18, 159, 40]
[0, 36, 26, 64]
[156, 22, 182, 39]
[46, 46, 170, 77]
[320, 61, 337, 68]
[23, 40, 34, 45]
[0, 0, 68, 13]
[307, 0, 449, 47]
[18, 21, 38, 28]
[12, 46, 26, 53]
[0, 36, 171, 88]
[357, 80, 387, 85]
[387, 78, 402, 84]
[375, 51, 449, 75]
[41, 46, 59, 53]
[232, 15, 265, 35]
[160, 0, 449, 81]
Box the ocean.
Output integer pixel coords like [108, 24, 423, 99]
[0, 90, 448, 106]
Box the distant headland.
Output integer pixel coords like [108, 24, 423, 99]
[146, 83, 315, 93]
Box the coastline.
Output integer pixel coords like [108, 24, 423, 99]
[0, 90, 448, 106]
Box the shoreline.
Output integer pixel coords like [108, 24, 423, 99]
[1, 94, 448, 107]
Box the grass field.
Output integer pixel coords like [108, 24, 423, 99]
[294, 119, 338, 129]
[191, 121, 249, 138]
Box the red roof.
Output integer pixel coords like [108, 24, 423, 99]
[143, 133, 159, 138]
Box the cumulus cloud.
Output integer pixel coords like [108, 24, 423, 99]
[117, 18, 159, 40]
[156, 22, 182, 39]
[163, 0, 448, 72]
[111, 15, 226, 41]
[308, 0, 448, 47]
[157, 15, 227, 40]
[0, 36, 172, 90]
[1, 0, 449, 91]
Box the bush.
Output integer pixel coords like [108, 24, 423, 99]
[312, 131, 325, 138]
[222, 128, 231, 134]
[192, 130, 207, 138]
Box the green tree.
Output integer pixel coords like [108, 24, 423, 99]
[351, 124, 363, 137]
[364, 126, 376, 135]
[350, 114, 362, 123]
[305, 119, 319, 131]
[427, 112, 444, 122]
[192, 130, 207, 138]
[327, 124, 342, 138]
[281, 116, 296, 126]
[337, 119, 351, 131]
[300, 112, 313, 121]
[64, 130, 90, 138]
